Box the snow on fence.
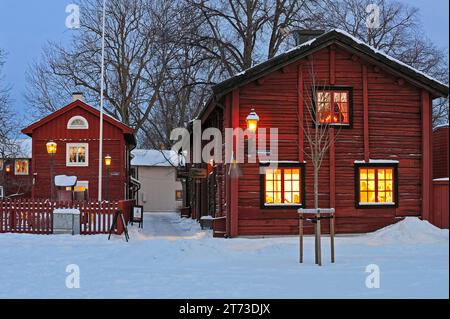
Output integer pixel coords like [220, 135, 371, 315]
[0, 199, 135, 235]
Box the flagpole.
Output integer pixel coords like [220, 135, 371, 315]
[98, 0, 106, 201]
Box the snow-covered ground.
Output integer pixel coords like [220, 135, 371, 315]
[0, 213, 448, 299]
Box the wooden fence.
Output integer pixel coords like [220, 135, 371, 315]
[0, 199, 136, 235]
[430, 179, 449, 229]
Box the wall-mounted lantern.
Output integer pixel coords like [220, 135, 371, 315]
[246, 108, 260, 133]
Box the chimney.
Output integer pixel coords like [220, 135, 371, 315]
[72, 92, 84, 102]
[293, 30, 325, 46]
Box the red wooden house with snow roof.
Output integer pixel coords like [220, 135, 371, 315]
[187, 29, 449, 237]
[21, 93, 136, 201]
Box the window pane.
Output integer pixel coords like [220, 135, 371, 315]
[293, 180, 300, 191]
[386, 169, 393, 180]
[360, 181, 367, 191]
[360, 169, 368, 180]
[386, 192, 393, 202]
[378, 192, 386, 203]
[368, 169, 375, 180]
[274, 192, 282, 204]
[284, 169, 292, 180]
[386, 181, 393, 191]
[266, 181, 273, 192]
[360, 192, 368, 203]
[378, 169, 385, 180]
[265, 169, 274, 181]
[284, 192, 292, 204]
[368, 181, 375, 191]
[292, 169, 300, 181]
[368, 192, 376, 202]
[285, 180, 292, 191]
[378, 181, 385, 191]
[266, 193, 274, 204]
[292, 192, 300, 204]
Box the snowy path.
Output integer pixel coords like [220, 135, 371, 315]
[0, 216, 448, 299]
[136, 212, 199, 238]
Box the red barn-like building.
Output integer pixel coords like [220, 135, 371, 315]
[21, 94, 136, 200]
[187, 30, 449, 237]
[433, 125, 449, 179]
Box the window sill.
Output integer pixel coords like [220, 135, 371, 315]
[357, 202, 397, 209]
[263, 203, 304, 209]
[66, 164, 88, 167]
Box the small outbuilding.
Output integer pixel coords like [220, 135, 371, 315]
[131, 149, 183, 212]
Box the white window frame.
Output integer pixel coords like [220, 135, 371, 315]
[0, 186, 4, 199]
[14, 159, 29, 175]
[66, 143, 89, 167]
[67, 116, 89, 129]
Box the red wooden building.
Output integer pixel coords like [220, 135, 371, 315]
[0, 140, 33, 199]
[433, 125, 449, 179]
[21, 94, 136, 200]
[187, 30, 449, 237]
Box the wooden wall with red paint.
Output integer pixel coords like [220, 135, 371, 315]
[433, 126, 449, 179]
[26, 104, 130, 200]
[220, 45, 427, 236]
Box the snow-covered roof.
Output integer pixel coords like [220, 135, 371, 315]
[209, 29, 448, 102]
[433, 123, 449, 131]
[331, 29, 448, 88]
[54, 175, 77, 187]
[131, 149, 181, 167]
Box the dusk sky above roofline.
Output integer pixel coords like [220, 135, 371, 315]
[0, 0, 448, 128]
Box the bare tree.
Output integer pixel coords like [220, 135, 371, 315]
[302, 62, 342, 209]
[187, 0, 307, 77]
[303, 0, 449, 125]
[0, 49, 22, 196]
[25, 0, 182, 135]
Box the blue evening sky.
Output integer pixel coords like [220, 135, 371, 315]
[0, 0, 448, 121]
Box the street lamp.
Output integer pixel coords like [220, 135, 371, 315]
[46, 140, 57, 201]
[104, 155, 111, 201]
[246, 108, 260, 133]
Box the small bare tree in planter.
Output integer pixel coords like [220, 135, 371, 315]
[299, 61, 342, 265]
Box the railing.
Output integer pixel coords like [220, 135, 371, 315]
[0, 199, 135, 235]
[0, 199, 53, 234]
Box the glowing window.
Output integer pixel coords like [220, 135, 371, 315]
[66, 143, 89, 167]
[68, 181, 89, 192]
[263, 167, 303, 206]
[317, 90, 350, 125]
[67, 116, 89, 129]
[15, 160, 29, 175]
[358, 167, 396, 206]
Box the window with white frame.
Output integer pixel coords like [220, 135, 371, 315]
[0, 186, 4, 199]
[15, 159, 29, 175]
[67, 116, 89, 129]
[66, 143, 89, 167]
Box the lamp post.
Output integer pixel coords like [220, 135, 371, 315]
[46, 141, 57, 201]
[104, 155, 111, 201]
